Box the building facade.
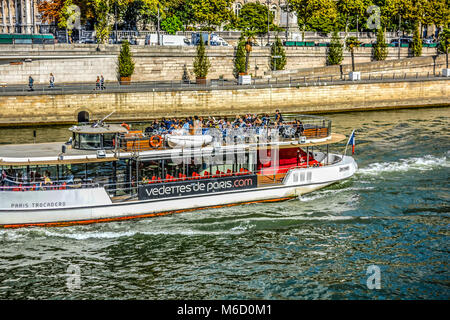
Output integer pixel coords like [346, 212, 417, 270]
[0, 0, 43, 33]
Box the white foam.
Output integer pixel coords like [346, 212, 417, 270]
[358, 154, 448, 176]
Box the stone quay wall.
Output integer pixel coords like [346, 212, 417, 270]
[0, 44, 441, 85]
[0, 78, 447, 126]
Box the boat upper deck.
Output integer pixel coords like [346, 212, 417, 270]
[0, 133, 346, 166]
[0, 114, 348, 166]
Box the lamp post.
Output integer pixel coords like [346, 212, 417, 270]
[245, 37, 253, 74]
[115, 3, 118, 44]
[285, 1, 289, 41]
[157, 3, 160, 45]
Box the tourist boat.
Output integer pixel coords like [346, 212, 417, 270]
[0, 114, 357, 228]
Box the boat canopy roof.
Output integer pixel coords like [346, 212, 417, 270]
[69, 123, 128, 134]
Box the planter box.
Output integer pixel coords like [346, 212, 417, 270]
[196, 77, 207, 85]
[238, 74, 252, 85]
[442, 69, 450, 77]
[120, 76, 131, 85]
[349, 71, 361, 81]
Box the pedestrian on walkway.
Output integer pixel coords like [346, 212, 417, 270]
[28, 76, 34, 91]
[95, 76, 100, 90]
[49, 73, 55, 88]
[100, 75, 105, 90]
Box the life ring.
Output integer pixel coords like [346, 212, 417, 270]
[121, 122, 130, 131]
[149, 135, 162, 148]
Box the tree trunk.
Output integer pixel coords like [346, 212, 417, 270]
[351, 50, 355, 72]
[245, 51, 249, 74]
[447, 51, 449, 69]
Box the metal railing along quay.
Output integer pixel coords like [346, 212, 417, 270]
[0, 72, 448, 95]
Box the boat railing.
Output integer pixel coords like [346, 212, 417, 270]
[0, 181, 100, 191]
[115, 116, 332, 154]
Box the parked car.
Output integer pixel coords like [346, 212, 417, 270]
[422, 37, 436, 44]
[390, 37, 412, 46]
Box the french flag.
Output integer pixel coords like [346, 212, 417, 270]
[347, 130, 356, 155]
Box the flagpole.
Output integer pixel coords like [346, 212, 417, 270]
[343, 129, 355, 157]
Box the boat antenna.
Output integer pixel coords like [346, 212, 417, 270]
[93, 111, 115, 127]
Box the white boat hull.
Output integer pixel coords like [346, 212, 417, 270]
[0, 156, 357, 227]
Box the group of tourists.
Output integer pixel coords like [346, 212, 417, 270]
[144, 110, 305, 140]
[95, 75, 106, 90]
[0, 168, 74, 189]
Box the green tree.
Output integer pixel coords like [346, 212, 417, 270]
[306, 0, 338, 33]
[373, 27, 388, 61]
[231, 3, 275, 35]
[345, 36, 361, 71]
[270, 36, 287, 71]
[327, 31, 344, 65]
[234, 35, 247, 77]
[438, 28, 450, 69]
[94, 0, 112, 44]
[336, 0, 371, 38]
[161, 15, 184, 34]
[161, 0, 196, 29]
[189, 0, 233, 31]
[58, 0, 78, 42]
[427, 0, 450, 29]
[289, 0, 329, 40]
[411, 23, 422, 57]
[193, 39, 211, 78]
[118, 40, 135, 77]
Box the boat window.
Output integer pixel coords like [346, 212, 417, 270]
[103, 133, 116, 149]
[79, 134, 101, 150]
[73, 133, 80, 149]
[300, 172, 305, 182]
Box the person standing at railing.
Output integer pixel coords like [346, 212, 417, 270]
[275, 110, 284, 123]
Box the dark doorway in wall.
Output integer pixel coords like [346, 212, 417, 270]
[78, 111, 89, 123]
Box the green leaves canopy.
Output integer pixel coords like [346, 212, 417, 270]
[231, 3, 274, 35]
[117, 40, 135, 77]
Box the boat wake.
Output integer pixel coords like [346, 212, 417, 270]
[357, 154, 448, 176]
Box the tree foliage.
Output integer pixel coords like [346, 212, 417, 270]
[411, 23, 422, 57]
[373, 27, 388, 61]
[117, 40, 135, 77]
[230, 3, 275, 35]
[327, 31, 344, 65]
[233, 35, 247, 77]
[270, 36, 287, 71]
[336, 0, 372, 34]
[438, 28, 450, 68]
[188, 0, 233, 31]
[94, 0, 113, 44]
[161, 15, 184, 34]
[289, 0, 331, 39]
[193, 39, 211, 78]
[345, 36, 361, 71]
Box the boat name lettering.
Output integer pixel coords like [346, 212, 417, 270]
[339, 166, 350, 172]
[138, 175, 257, 200]
[10, 202, 66, 209]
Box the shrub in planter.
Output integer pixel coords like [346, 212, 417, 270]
[118, 40, 135, 84]
[193, 38, 211, 83]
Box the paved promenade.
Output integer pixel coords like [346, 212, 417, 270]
[0, 72, 448, 96]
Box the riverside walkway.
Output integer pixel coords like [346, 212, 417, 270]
[0, 71, 447, 96]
